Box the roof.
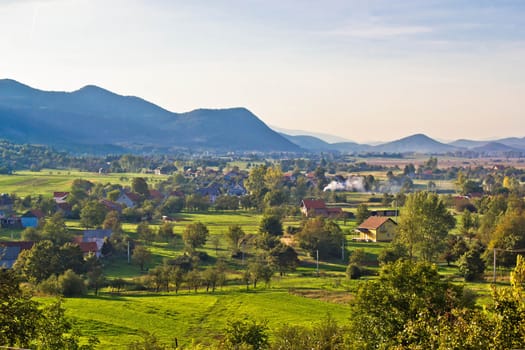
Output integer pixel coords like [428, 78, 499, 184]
[78, 242, 98, 254]
[22, 210, 44, 219]
[0, 241, 34, 250]
[301, 199, 327, 210]
[358, 216, 396, 230]
[83, 229, 112, 240]
[53, 192, 69, 198]
[148, 189, 164, 200]
[123, 192, 141, 202]
[100, 199, 122, 211]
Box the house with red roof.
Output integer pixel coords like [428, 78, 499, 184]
[356, 216, 397, 242]
[300, 199, 343, 218]
[116, 191, 141, 208]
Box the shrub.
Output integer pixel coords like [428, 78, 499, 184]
[58, 269, 86, 297]
[346, 264, 363, 279]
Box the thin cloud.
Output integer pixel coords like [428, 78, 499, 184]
[325, 24, 433, 39]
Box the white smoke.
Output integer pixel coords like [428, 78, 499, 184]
[323, 176, 366, 192]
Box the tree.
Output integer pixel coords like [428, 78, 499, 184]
[80, 200, 108, 228]
[136, 221, 155, 244]
[158, 222, 175, 242]
[182, 222, 209, 253]
[258, 215, 283, 236]
[0, 268, 98, 349]
[57, 269, 87, 297]
[270, 243, 299, 276]
[458, 243, 486, 281]
[245, 165, 268, 209]
[131, 177, 149, 196]
[487, 209, 525, 267]
[355, 204, 370, 224]
[160, 196, 184, 215]
[225, 225, 246, 256]
[348, 260, 469, 349]
[396, 191, 455, 261]
[297, 217, 344, 259]
[41, 212, 71, 245]
[221, 319, 269, 350]
[132, 245, 152, 271]
[14, 240, 61, 283]
[103, 210, 123, 234]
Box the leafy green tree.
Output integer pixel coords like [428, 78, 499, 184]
[21, 226, 42, 241]
[258, 215, 283, 236]
[158, 222, 175, 242]
[132, 245, 152, 271]
[486, 209, 525, 267]
[245, 165, 269, 209]
[297, 217, 344, 259]
[137, 221, 155, 244]
[221, 319, 269, 350]
[14, 240, 60, 283]
[225, 225, 246, 256]
[41, 212, 71, 245]
[80, 200, 108, 228]
[355, 204, 370, 224]
[348, 260, 469, 349]
[57, 269, 86, 297]
[269, 243, 299, 276]
[458, 244, 486, 281]
[397, 191, 455, 261]
[378, 242, 408, 265]
[103, 210, 123, 234]
[160, 196, 184, 215]
[131, 177, 149, 196]
[182, 222, 209, 253]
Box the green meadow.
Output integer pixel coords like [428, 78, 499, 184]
[0, 169, 167, 197]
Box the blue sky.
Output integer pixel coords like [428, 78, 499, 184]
[1, 0, 524, 142]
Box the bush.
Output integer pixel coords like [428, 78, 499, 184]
[346, 264, 363, 279]
[38, 275, 60, 295]
[58, 269, 86, 297]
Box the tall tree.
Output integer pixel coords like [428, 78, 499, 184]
[132, 245, 152, 271]
[41, 212, 71, 245]
[397, 191, 455, 261]
[131, 177, 149, 196]
[80, 200, 108, 228]
[182, 222, 209, 253]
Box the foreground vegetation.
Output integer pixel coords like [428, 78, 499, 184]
[1, 153, 525, 348]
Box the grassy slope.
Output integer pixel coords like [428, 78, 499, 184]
[63, 288, 352, 348]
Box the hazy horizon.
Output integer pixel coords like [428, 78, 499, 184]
[1, 0, 524, 143]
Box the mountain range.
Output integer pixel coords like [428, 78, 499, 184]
[0, 79, 523, 155]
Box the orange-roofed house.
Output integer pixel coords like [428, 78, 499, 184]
[356, 216, 397, 242]
[300, 199, 343, 218]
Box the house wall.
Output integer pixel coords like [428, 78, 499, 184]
[359, 229, 377, 242]
[21, 217, 38, 228]
[376, 221, 397, 242]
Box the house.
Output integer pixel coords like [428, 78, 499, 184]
[82, 229, 112, 251]
[0, 241, 34, 268]
[116, 191, 141, 208]
[56, 202, 73, 218]
[53, 192, 69, 204]
[100, 199, 122, 213]
[77, 241, 100, 257]
[196, 184, 222, 203]
[0, 215, 22, 229]
[300, 199, 343, 218]
[356, 216, 397, 242]
[227, 183, 247, 196]
[21, 210, 44, 228]
[148, 189, 165, 202]
[0, 194, 14, 211]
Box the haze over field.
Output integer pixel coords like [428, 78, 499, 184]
[0, 1, 524, 143]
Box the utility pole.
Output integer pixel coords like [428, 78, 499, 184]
[316, 249, 319, 277]
[341, 238, 345, 262]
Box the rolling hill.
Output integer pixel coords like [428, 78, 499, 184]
[0, 79, 300, 153]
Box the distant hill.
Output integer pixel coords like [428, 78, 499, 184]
[471, 142, 522, 153]
[272, 126, 351, 143]
[372, 134, 458, 154]
[0, 79, 300, 153]
[279, 133, 335, 151]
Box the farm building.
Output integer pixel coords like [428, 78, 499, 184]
[0, 241, 34, 268]
[21, 210, 44, 228]
[356, 216, 397, 242]
[300, 199, 343, 218]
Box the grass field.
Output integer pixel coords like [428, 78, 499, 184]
[0, 169, 167, 197]
[60, 288, 353, 348]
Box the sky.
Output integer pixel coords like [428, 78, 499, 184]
[1, 0, 524, 143]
